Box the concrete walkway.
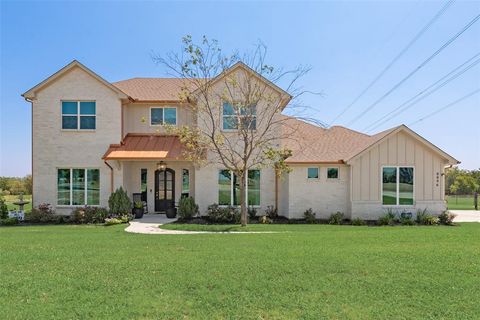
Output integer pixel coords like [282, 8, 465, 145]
[125, 214, 280, 235]
[124, 214, 204, 234]
[450, 210, 480, 222]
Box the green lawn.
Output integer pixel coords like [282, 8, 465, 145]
[446, 195, 476, 210]
[3, 194, 32, 212]
[1, 224, 480, 319]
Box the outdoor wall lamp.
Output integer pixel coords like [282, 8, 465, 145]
[157, 161, 167, 171]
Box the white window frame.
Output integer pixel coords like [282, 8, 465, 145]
[150, 106, 177, 126]
[218, 169, 261, 207]
[381, 166, 415, 206]
[221, 102, 257, 132]
[307, 167, 319, 180]
[182, 169, 190, 194]
[61, 100, 96, 131]
[327, 167, 340, 180]
[57, 168, 100, 207]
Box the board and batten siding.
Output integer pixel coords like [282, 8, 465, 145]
[350, 130, 448, 219]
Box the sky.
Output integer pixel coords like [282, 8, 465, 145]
[0, 0, 479, 177]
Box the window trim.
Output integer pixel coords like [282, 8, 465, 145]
[61, 100, 96, 131]
[56, 168, 100, 207]
[149, 106, 177, 126]
[327, 167, 340, 180]
[307, 167, 319, 180]
[182, 169, 190, 195]
[221, 102, 257, 132]
[381, 165, 415, 206]
[218, 169, 261, 207]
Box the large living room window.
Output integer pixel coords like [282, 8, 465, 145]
[382, 167, 414, 205]
[62, 101, 96, 130]
[150, 107, 177, 126]
[57, 168, 100, 205]
[222, 102, 256, 130]
[218, 169, 260, 206]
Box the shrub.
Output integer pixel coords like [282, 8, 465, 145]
[248, 206, 257, 220]
[438, 211, 456, 226]
[104, 217, 124, 226]
[258, 215, 272, 224]
[329, 212, 344, 225]
[0, 217, 19, 226]
[265, 205, 278, 219]
[399, 211, 415, 226]
[26, 203, 58, 223]
[351, 217, 366, 226]
[178, 197, 199, 221]
[416, 208, 438, 225]
[71, 206, 109, 224]
[207, 204, 239, 223]
[108, 187, 131, 215]
[303, 208, 317, 224]
[378, 210, 396, 226]
[0, 196, 8, 219]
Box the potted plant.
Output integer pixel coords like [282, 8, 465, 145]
[166, 207, 177, 219]
[132, 201, 144, 219]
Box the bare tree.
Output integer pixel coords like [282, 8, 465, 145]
[154, 35, 314, 226]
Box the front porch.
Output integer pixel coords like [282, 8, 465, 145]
[102, 134, 195, 213]
[122, 160, 195, 214]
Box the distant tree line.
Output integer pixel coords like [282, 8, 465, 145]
[445, 168, 480, 195]
[0, 175, 32, 195]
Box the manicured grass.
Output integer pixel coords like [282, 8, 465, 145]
[3, 194, 32, 212]
[1, 224, 480, 319]
[160, 223, 264, 232]
[446, 195, 476, 210]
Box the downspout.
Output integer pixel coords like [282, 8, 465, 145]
[274, 166, 279, 213]
[104, 160, 114, 193]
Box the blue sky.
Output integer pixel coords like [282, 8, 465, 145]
[1, 0, 479, 177]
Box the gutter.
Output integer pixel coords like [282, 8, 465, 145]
[104, 161, 114, 193]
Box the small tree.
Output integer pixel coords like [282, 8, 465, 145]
[154, 36, 317, 226]
[108, 187, 131, 215]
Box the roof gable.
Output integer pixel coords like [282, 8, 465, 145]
[345, 125, 459, 165]
[22, 60, 129, 100]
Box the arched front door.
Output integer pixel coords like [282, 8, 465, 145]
[154, 168, 175, 212]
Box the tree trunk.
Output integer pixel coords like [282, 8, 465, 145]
[239, 172, 247, 226]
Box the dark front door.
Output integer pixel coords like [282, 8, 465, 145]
[155, 168, 175, 212]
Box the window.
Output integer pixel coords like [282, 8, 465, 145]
[150, 107, 176, 125]
[382, 167, 414, 205]
[222, 102, 256, 130]
[218, 169, 260, 206]
[141, 169, 147, 202]
[182, 169, 189, 198]
[57, 168, 100, 205]
[62, 101, 96, 130]
[307, 167, 319, 179]
[327, 168, 339, 179]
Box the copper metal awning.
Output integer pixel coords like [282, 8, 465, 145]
[102, 134, 187, 160]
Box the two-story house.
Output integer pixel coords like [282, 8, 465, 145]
[22, 60, 459, 220]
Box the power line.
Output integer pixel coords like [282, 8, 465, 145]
[328, 0, 455, 126]
[409, 88, 480, 126]
[346, 12, 480, 127]
[363, 52, 480, 132]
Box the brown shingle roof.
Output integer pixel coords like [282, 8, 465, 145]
[112, 78, 192, 102]
[281, 115, 398, 163]
[102, 134, 188, 160]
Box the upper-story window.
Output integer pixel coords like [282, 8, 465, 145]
[150, 107, 177, 126]
[62, 101, 96, 130]
[222, 102, 256, 130]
